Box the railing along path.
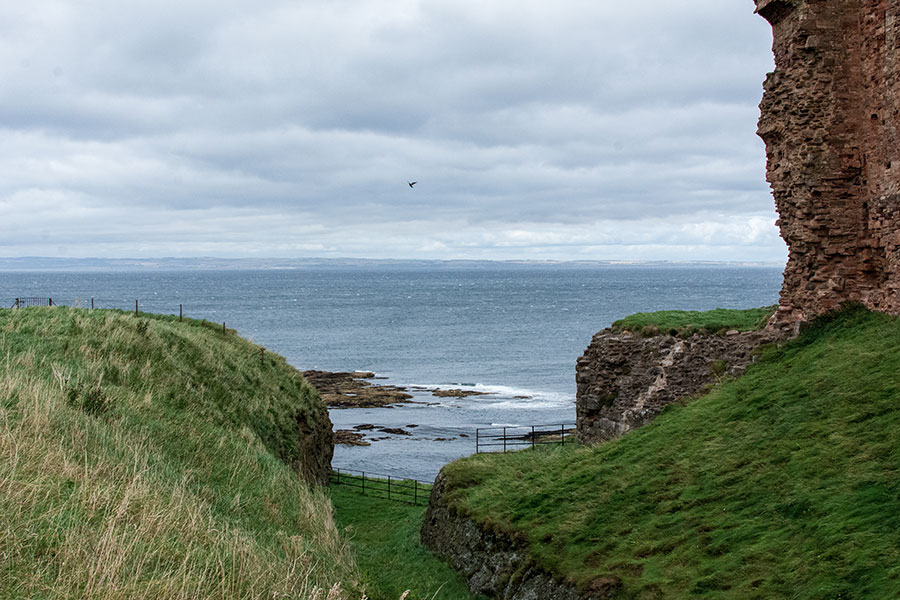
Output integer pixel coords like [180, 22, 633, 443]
[475, 423, 577, 453]
[329, 468, 429, 505]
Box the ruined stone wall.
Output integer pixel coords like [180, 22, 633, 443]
[756, 0, 900, 322]
[576, 328, 782, 444]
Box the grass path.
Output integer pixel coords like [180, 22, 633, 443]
[329, 484, 486, 600]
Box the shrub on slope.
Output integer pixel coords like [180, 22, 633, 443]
[0, 307, 357, 599]
[441, 306, 900, 599]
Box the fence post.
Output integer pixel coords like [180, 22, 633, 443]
[414, 480, 418, 505]
[336, 469, 340, 485]
[135, 300, 139, 316]
[503, 427, 507, 453]
[532, 425, 536, 450]
[476, 429, 479, 454]
[561, 424, 565, 446]
[222, 322, 226, 334]
[15, 298, 19, 309]
[260, 347, 265, 366]
[179, 304, 183, 321]
[91, 297, 94, 310]
[388, 475, 391, 500]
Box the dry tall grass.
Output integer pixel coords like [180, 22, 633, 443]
[0, 308, 361, 599]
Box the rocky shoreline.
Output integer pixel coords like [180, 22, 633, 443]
[333, 423, 471, 446]
[304, 370, 496, 409]
[303, 370, 414, 408]
[304, 370, 498, 446]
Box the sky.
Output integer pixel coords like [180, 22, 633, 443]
[0, 0, 784, 263]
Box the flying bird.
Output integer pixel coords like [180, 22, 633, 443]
[408, 181, 417, 188]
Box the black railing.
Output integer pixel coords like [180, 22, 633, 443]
[475, 423, 577, 453]
[11, 297, 54, 308]
[329, 468, 430, 505]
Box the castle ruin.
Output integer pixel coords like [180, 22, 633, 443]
[756, 0, 900, 322]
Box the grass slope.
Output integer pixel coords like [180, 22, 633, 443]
[613, 306, 776, 336]
[441, 306, 900, 599]
[0, 307, 358, 599]
[329, 484, 486, 600]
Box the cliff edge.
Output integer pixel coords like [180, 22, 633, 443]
[576, 326, 782, 444]
[575, 307, 781, 444]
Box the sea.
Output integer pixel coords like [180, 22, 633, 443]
[0, 264, 783, 481]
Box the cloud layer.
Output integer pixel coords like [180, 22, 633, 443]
[0, 0, 783, 261]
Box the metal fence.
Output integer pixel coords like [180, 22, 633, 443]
[11, 297, 55, 308]
[8, 297, 191, 320]
[329, 468, 430, 505]
[475, 423, 577, 453]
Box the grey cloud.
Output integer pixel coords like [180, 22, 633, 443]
[0, 0, 783, 260]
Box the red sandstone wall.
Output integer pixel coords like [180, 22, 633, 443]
[756, 0, 900, 322]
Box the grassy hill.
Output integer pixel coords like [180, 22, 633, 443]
[0, 307, 358, 599]
[439, 305, 900, 599]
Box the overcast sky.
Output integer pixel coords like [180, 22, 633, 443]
[0, 0, 784, 262]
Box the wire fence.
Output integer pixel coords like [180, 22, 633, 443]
[475, 423, 577, 453]
[9, 296, 193, 320]
[6, 296, 247, 343]
[10, 297, 56, 308]
[329, 468, 431, 505]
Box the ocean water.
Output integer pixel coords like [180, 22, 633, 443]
[0, 265, 783, 480]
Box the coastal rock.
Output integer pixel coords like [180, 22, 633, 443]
[755, 0, 900, 323]
[378, 427, 412, 436]
[432, 388, 489, 398]
[422, 473, 618, 599]
[296, 399, 335, 486]
[302, 370, 413, 408]
[333, 429, 371, 446]
[576, 328, 784, 444]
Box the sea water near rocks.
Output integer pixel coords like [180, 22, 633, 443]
[0, 265, 782, 481]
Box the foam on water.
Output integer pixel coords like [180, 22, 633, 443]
[408, 382, 575, 409]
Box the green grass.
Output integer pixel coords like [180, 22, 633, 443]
[612, 306, 776, 337]
[329, 482, 486, 600]
[0, 307, 359, 599]
[440, 305, 900, 599]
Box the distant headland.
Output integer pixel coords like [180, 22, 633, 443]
[0, 256, 784, 271]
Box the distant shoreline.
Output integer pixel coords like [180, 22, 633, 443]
[0, 256, 785, 272]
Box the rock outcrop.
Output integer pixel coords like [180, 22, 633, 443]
[296, 405, 335, 486]
[302, 370, 414, 408]
[576, 329, 783, 444]
[756, 0, 900, 323]
[421, 474, 620, 600]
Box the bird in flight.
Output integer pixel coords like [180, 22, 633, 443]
[408, 181, 417, 188]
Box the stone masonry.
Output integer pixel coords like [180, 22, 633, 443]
[756, 0, 900, 323]
[575, 328, 782, 444]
